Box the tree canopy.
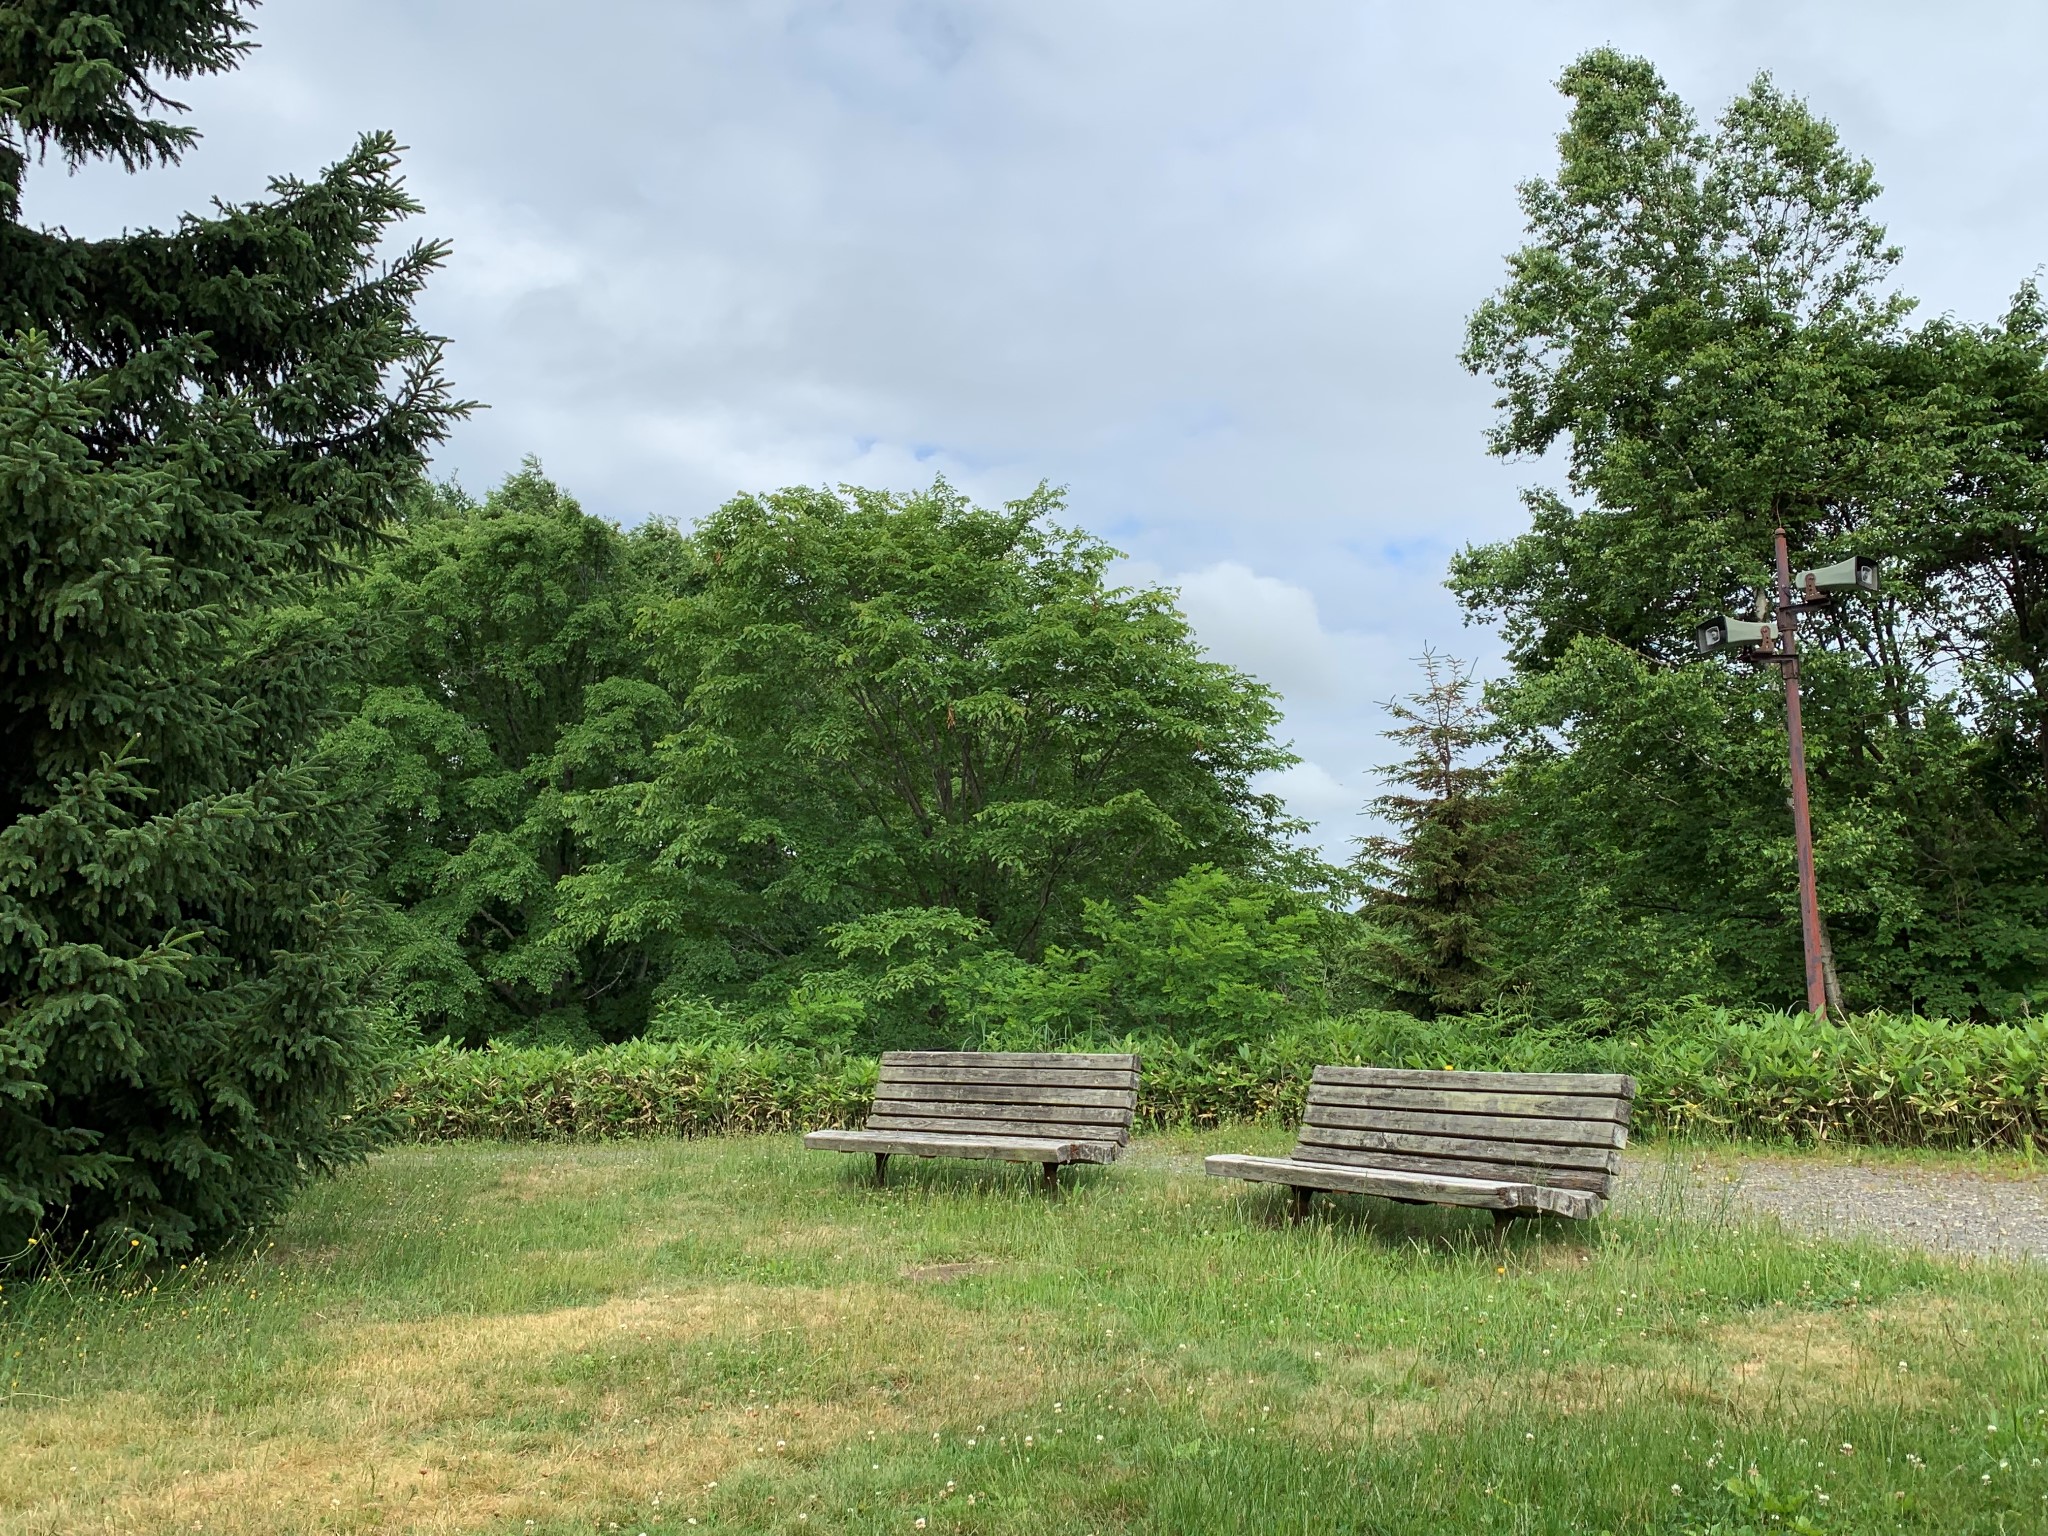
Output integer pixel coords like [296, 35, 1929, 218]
[560, 479, 1307, 1048]
[323, 465, 686, 1047]
[1434, 50, 2046, 1022]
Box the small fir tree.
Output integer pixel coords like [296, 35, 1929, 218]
[0, 3, 462, 1257]
[1353, 652, 1510, 1016]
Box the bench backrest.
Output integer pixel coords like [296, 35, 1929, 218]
[1293, 1067, 1637, 1197]
[865, 1051, 1142, 1148]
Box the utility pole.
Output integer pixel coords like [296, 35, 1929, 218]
[1772, 525, 1827, 1019]
[1694, 543, 1881, 1021]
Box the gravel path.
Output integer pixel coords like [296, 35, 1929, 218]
[1134, 1143, 2048, 1262]
[1617, 1152, 2048, 1264]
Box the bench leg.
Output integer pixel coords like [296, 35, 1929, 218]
[1492, 1208, 1518, 1237]
[1042, 1161, 1059, 1193]
[874, 1153, 889, 1186]
[1289, 1186, 1313, 1225]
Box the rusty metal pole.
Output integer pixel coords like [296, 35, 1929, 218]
[1773, 525, 1828, 1019]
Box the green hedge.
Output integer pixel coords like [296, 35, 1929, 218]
[390, 1040, 877, 1141]
[389, 1007, 2048, 1149]
[1135, 1008, 2048, 1147]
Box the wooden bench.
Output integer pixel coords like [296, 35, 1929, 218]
[805, 1050, 1141, 1190]
[1204, 1066, 1636, 1226]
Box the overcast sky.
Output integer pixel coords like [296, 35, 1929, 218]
[24, 1, 2048, 855]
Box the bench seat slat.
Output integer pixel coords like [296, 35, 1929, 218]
[866, 1113, 1132, 1142]
[1313, 1066, 1636, 1099]
[872, 1081, 1138, 1108]
[1302, 1103, 1627, 1150]
[1291, 1139, 1611, 1192]
[1294, 1123, 1620, 1174]
[1304, 1084, 1632, 1125]
[871, 1098, 1133, 1128]
[1203, 1154, 1601, 1220]
[876, 1073, 1146, 1097]
[805, 1130, 1121, 1164]
[883, 1051, 1140, 1070]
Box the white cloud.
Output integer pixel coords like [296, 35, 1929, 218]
[1120, 559, 1419, 858]
[1255, 761, 1365, 852]
[1169, 562, 1350, 705]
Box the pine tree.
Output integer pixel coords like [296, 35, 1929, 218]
[1353, 652, 1510, 1017]
[0, 3, 463, 1257]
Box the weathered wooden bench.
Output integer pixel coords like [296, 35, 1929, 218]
[1204, 1066, 1636, 1226]
[805, 1050, 1142, 1190]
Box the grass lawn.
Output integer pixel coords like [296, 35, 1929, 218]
[5, 1129, 2047, 1534]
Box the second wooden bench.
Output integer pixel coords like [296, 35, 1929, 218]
[1204, 1065, 1637, 1226]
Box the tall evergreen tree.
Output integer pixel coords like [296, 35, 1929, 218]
[1353, 653, 1510, 1017]
[0, 3, 462, 1256]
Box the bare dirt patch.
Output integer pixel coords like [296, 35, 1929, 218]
[901, 1261, 999, 1283]
[486, 1152, 652, 1205]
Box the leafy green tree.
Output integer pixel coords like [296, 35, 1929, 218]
[565, 479, 1303, 1046]
[0, 3, 461, 1256]
[1352, 653, 1512, 1017]
[323, 466, 687, 1046]
[723, 866, 1324, 1055]
[1899, 292, 2048, 800]
[1455, 51, 2046, 1019]
[1483, 637, 2045, 1022]
[1457, 48, 1932, 673]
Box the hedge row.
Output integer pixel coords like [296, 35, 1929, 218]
[390, 1040, 877, 1141]
[389, 1007, 2048, 1149]
[1136, 1008, 2048, 1147]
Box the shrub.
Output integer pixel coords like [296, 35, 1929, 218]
[390, 1040, 874, 1141]
[1136, 1006, 2048, 1147]
[388, 1006, 2048, 1150]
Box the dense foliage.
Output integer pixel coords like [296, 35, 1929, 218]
[1439, 50, 2048, 1021]
[0, 1, 459, 1257]
[391, 1005, 2048, 1150]
[391, 1037, 874, 1141]
[330, 472, 1317, 1054]
[323, 466, 687, 1046]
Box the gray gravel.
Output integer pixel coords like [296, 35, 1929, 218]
[1138, 1142, 2048, 1262]
[1617, 1151, 2048, 1263]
